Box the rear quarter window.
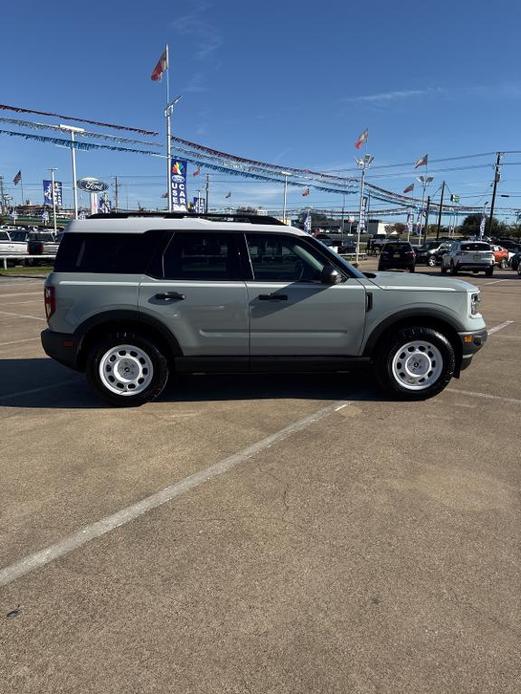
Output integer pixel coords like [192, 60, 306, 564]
[54, 232, 159, 273]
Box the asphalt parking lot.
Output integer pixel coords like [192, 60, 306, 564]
[0, 264, 520, 693]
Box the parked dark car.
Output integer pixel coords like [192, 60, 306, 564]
[414, 240, 448, 266]
[378, 241, 416, 272]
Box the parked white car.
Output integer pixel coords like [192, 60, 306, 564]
[440, 241, 495, 276]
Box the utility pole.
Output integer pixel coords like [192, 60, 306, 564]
[205, 173, 210, 213]
[424, 196, 431, 243]
[340, 192, 345, 244]
[0, 176, 4, 215]
[114, 176, 119, 212]
[486, 152, 502, 237]
[436, 181, 446, 241]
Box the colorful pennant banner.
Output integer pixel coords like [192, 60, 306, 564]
[0, 103, 158, 135]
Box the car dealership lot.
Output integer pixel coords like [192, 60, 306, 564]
[0, 268, 520, 693]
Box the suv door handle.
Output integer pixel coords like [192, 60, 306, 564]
[154, 291, 185, 301]
[258, 293, 288, 301]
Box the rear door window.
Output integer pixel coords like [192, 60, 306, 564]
[162, 232, 242, 280]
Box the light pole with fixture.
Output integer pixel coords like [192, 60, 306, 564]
[355, 154, 374, 264]
[416, 175, 434, 243]
[59, 124, 85, 219]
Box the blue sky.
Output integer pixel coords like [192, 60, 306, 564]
[1, 0, 521, 220]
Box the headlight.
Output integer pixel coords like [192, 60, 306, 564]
[470, 291, 481, 316]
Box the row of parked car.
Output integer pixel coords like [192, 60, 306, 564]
[377, 238, 521, 276]
[0, 226, 61, 265]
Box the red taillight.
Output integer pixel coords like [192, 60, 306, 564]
[44, 286, 55, 320]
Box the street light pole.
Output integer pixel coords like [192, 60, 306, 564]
[59, 124, 85, 219]
[355, 154, 374, 264]
[49, 168, 57, 232]
[281, 171, 291, 224]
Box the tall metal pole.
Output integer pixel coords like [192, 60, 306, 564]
[0, 176, 4, 215]
[486, 152, 502, 237]
[283, 174, 288, 223]
[356, 166, 366, 265]
[340, 192, 345, 244]
[418, 181, 426, 242]
[165, 44, 172, 213]
[71, 131, 78, 219]
[205, 173, 210, 212]
[50, 168, 57, 232]
[436, 181, 445, 241]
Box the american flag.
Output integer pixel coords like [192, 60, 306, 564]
[415, 154, 428, 168]
[13, 170, 21, 185]
[302, 187, 310, 197]
[193, 165, 201, 176]
[225, 192, 231, 199]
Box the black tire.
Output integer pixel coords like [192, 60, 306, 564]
[86, 331, 169, 407]
[485, 267, 494, 277]
[375, 326, 456, 400]
[427, 255, 436, 267]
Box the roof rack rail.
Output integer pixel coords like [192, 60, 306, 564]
[87, 212, 286, 226]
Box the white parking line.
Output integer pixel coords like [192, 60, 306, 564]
[484, 279, 510, 286]
[488, 320, 514, 335]
[0, 309, 45, 321]
[447, 389, 521, 405]
[0, 400, 350, 587]
[0, 337, 40, 348]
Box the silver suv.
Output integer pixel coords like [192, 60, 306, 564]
[41, 213, 487, 406]
[440, 240, 495, 276]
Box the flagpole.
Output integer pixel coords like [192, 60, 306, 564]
[165, 44, 172, 213]
[20, 174, 24, 206]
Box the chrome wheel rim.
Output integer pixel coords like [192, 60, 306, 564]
[391, 340, 443, 391]
[99, 344, 153, 396]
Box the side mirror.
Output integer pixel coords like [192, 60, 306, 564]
[321, 264, 340, 285]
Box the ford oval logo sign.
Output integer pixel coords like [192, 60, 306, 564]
[77, 177, 108, 192]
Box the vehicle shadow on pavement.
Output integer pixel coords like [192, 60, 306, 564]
[0, 358, 386, 408]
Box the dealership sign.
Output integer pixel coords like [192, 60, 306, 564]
[77, 177, 109, 193]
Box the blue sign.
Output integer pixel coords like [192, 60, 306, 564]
[192, 196, 205, 213]
[170, 158, 187, 211]
[43, 180, 63, 208]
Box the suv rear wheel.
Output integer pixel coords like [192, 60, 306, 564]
[427, 255, 437, 267]
[375, 327, 456, 400]
[86, 332, 169, 406]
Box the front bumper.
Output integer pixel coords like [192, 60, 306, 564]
[457, 328, 487, 371]
[41, 329, 81, 371]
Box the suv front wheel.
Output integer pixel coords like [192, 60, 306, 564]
[86, 332, 169, 406]
[376, 327, 456, 400]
